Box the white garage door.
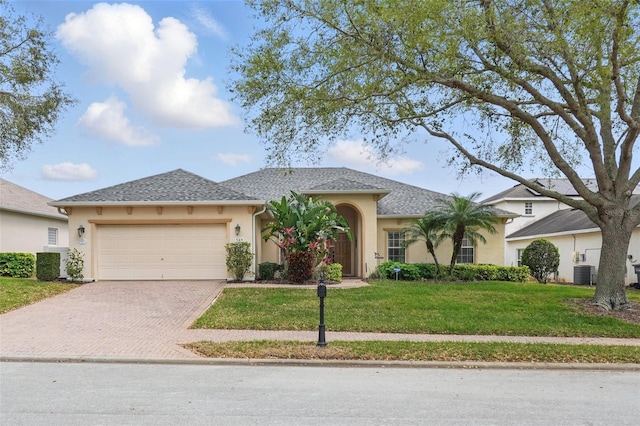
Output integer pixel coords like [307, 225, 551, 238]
[97, 224, 227, 280]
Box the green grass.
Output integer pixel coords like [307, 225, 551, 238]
[193, 280, 640, 338]
[0, 277, 78, 314]
[186, 340, 640, 364]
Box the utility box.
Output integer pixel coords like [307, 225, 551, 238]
[573, 265, 595, 285]
[633, 264, 640, 286]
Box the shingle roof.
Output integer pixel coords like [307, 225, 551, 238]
[221, 167, 515, 217]
[0, 178, 67, 220]
[507, 193, 640, 239]
[51, 169, 260, 204]
[483, 178, 606, 203]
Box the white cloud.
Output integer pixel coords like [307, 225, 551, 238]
[216, 152, 251, 165]
[78, 97, 159, 146]
[41, 163, 98, 181]
[189, 4, 228, 39]
[327, 139, 424, 175]
[57, 3, 238, 129]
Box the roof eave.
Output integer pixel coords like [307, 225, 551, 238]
[48, 200, 266, 207]
[1, 206, 68, 221]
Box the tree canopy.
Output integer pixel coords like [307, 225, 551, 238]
[0, 0, 75, 169]
[232, 0, 640, 309]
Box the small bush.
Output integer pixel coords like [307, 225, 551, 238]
[258, 262, 281, 280]
[225, 242, 254, 281]
[65, 248, 85, 282]
[378, 261, 421, 280]
[0, 252, 35, 278]
[36, 252, 60, 281]
[323, 263, 342, 282]
[287, 251, 315, 283]
[414, 263, 438, 279]
[521, 239, 560, 284]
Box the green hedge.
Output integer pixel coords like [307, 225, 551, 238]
[375, 261, 529, 282]
[36, 252, 60, 281]
[258, 262, 281, 280]
[323, 263, 342, 282]
[0, 252, 36, 278]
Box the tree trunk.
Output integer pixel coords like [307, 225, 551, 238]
[593, 220, 632, 310]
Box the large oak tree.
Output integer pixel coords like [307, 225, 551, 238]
[230, 0, 640, 310]
[0, 0, 75, 169]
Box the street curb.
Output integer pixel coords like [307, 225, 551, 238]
[2, 356, 639, 371]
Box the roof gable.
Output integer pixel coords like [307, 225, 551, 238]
[52, 169, 259, 204]
[221, 167, 513, 217]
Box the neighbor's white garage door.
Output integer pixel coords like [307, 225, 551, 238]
[97, 224, 227, 280]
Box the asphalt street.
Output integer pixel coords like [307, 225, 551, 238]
[1, 361, 639, 425]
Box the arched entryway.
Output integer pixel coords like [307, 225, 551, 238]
[334, 204, 362, 277]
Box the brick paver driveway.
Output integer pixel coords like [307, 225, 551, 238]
[0, 281, 223, 359]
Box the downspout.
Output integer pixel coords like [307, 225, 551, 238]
[252, 204, 267, 279]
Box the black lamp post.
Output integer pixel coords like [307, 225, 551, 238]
[317, 273, 327, 347]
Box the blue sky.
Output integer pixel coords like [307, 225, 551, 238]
[3, 0, 517, 200]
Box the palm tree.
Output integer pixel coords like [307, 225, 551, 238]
[402, 213, 445, 275]
[431, 192, 498, 273]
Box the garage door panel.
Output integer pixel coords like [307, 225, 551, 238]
[97, 224, 227, 280]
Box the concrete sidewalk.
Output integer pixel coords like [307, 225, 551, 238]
[1, 280, 639, 365]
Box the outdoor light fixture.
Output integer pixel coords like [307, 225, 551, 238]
[235, 224, 241, 236]
[77, 225, 85, 238]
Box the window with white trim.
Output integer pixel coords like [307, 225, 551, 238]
[47, 228, 58, 246]
[517, 249, 524, 267]
[524, 202, 533, 215]
[456, 237, 474, 264]
[387, 231, 405, 262]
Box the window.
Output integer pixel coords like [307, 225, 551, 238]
[387, 231, 405, 262]
[48, 228, 58, 246]
[456, 237, 474, 264]
[524, 202, 533, 215]
[517, 249, 524, 267]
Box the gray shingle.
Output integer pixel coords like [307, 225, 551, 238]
[1, 178, 66, 219]
[507, 194, 640, 238]
[54, 169, 258, 203]
[220, 167, 509, 217]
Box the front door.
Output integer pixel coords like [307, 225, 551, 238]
[333, 232, 352, 275]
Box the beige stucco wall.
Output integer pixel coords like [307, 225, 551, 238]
[376, 217, 507, 269]
[0, 210, 68, 254]
[506, 229, 640, 285]
[65, 204, 257, 280]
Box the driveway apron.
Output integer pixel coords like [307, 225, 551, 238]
[0, 281, 223, 359]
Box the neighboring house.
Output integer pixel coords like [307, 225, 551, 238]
[49, 168, 516, 281]
[482, 178, 600, 236]
[484, 179, 640, 285]
[1, 179, 69, 275]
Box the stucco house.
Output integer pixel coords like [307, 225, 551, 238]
[50, 168, 515, 281]
[1, 179, 70, 276]
[484, 179, 640, 285]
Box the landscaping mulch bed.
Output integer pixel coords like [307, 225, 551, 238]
[568, 298, 640, 325]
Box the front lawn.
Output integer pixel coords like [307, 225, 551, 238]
[192, 280, 640, 338]
[0, 277, 77, 314]
[186, 340, 640, 364]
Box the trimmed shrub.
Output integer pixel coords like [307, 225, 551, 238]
[258, 262, 281, 280]
[375, 261, 529, 282]
[0, 252, 36, 278]
[323, 263, 342, 282]
[378, 261, 421, 281]
[521, 238, 560, 283]
[36, 252, 60, 281]
[65, 248, 85, 282]
[287, 251, 315, 283]
[495, 265, 531, 282]
[225, 242, 254, 281]
[414, 263, 438, 279]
